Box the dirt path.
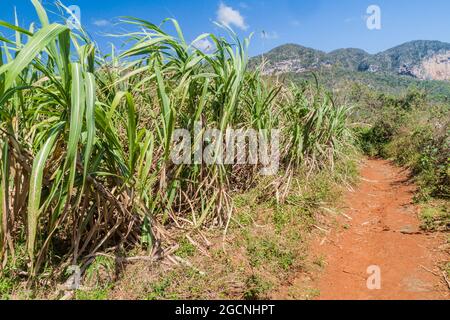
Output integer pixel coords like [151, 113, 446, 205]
[272, 159, 449, 300]
[311, 159, 449, 300]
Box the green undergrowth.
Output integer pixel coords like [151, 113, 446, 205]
[1, 155, 359, 300]
[93, 157, 359, 300]
[419, 204, 450, 232]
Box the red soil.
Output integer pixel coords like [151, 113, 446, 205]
[314, 159, 449, 300]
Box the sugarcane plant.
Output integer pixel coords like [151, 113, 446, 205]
[0, 0, 354, 279]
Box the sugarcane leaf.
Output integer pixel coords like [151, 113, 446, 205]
[65, 63, 85, 197]
[4, 23, 68, 90]
[83, 72, 96, 185]
[27, 123, 63, 269]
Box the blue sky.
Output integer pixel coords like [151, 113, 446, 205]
[1, 0, 450, 56]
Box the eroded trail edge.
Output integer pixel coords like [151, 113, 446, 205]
[313, 159, 449, 300]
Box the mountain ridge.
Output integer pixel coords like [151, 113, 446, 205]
[251, 40, 450, 81]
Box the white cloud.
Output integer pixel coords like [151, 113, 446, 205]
[193, 38, 214, 52]
[261, 31, 279, 40]
[93, 19, 112, 27]
[217, 3, 248, 30]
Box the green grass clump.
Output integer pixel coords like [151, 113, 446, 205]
[75, 286, 112, 301]
[0, 276, 14, 300]
[175, 238, 197, 258]
[244, 274, 272, 300]
[419, 206, 450, 232]
[146, 278, 173, 300]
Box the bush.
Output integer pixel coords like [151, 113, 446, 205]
[356, 89, 449, 200]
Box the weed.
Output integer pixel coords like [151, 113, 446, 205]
[146, 278, 172, 300]
[247, 236, 295, 271]
[244, 274, 272, 300]
[0, 276, 14, 300]
[75, 285, 112, 300]
[419, 205, 450, 232]
[175, 239, 196, 258]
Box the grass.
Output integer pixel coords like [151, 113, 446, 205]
[75, 286, 112, 301]
[146, 277, 176, 300]
[419, 204, 450, 232]
[246, 235, 295, 270]
[243, 274, 273, 300]
[0, 277, 13, 300]
[175, 238, 197, 258]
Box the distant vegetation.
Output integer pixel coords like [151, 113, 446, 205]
[284, 68, 450, 102]
[354, 87, 449, 201]
[250, 41, 450, 100]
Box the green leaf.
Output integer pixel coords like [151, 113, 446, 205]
[83, 72, 96, 185]
[27, 124, 62, 270]
[125, 92, 137, 174]
[31, 0, 50, 27]
[0, 141, 9, 256]
[4, 23, 68, 90]
[154, 63, 175, 160]
[0, 21, 33, 37]
[65, 63, 86, 197]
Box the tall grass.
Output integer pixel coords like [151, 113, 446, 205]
[0, 1, 354, 278]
